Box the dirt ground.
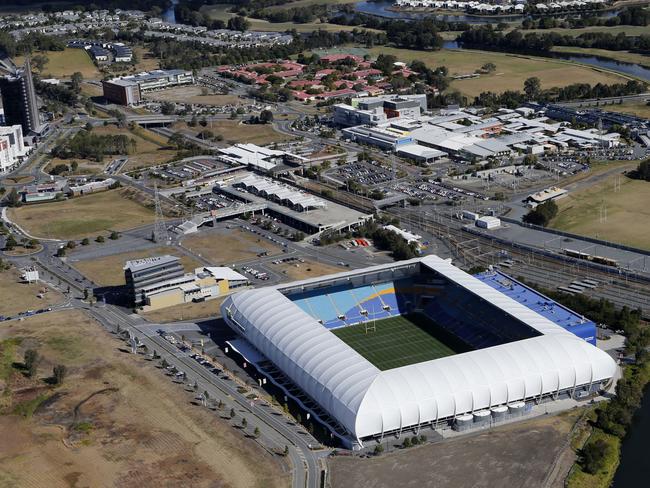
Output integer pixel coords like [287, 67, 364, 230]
[0, 310, 289, 488]
[141, 296, 226, 323]
[274, 260, 345, 281]
[0, 268, 64, 317]
[72, 247, 202, 287]
[182, 229, 282, 265]
[144, 85, 242, 106]
[330, 411, 580, 488]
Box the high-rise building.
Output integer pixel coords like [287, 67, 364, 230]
[0, 58, 41, 134]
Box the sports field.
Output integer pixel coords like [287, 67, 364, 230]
[332, 314, 460, 370]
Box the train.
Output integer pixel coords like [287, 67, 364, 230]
[563, 249, 619, 268]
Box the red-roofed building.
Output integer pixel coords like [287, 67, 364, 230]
[362, 85, 385, 96]
[317, 88, 358, 100]
[320, 54, 363, 64]
[351, 68, 382, 79]
[291, 90, 317, 102]
[315, 68, 338, 79]
[288, 79, 320, 89]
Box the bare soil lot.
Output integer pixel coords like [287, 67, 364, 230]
[330, 411, 579, 488]
[275, 260, 344, 281]
[182, 228, 283, 265]
[0, 310, 289, 488]
[73, 247, 202, 287]
[141, 296, 226, 323]
[0, 268, 63, 317]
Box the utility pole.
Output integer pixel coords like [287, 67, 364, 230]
[153, 183, 170, 245]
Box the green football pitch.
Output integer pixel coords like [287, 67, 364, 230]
[331, 314, 463, 371]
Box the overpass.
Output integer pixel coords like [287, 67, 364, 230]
[173, 202, 268, 234]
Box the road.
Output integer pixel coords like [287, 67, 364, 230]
[1, 219, 326, 488]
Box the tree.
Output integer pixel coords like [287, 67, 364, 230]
[581, 438, 610, 474]
[66, 240, 76, 249]
[81, 238, 89, 246]
[95, 235, 105, 243]
[524, 77, 542, 100]
[70, 71, 83, 93]
[83, 288, 89, 300]
[402, 437, 412, 448]
[259, 109, 274, 124]
[523, 199, 558, 227]
[53, 364, 67, 385]
[283, 445, 289, 456]
[31, 54, 48, 73]
[230, 407, 236, 419]
[24, 349, 40, 378]
[56, 247, 66, 257]
[4, 234, 18, 251]
[109, 231, 120, 240]
[241, 417, 247, 428]
[6, 188, 21, 207]
[253, 427, 260, 438]
[373, 444, 384, 455]
[227, 15, 250, 32]
[160, 101, 175, 115]
[632, 158, 650, 181]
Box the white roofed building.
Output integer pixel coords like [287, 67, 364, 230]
[221, 255, 617, 448]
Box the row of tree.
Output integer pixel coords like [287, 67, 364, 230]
[52, 130, 136, 162]
[459, 25, 650, 53]
[473, 78, 647, 109]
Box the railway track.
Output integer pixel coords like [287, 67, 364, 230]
[394, 210, 650, 318]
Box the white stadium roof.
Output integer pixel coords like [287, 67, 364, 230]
[221, 255, 617, 444]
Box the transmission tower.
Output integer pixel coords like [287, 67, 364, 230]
[153, 183, 170, 244]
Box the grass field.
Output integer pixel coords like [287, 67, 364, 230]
[602, 100, 650, 119]
[7, 189, 155, 240]
[0, 269, 63, 317]
[72, 247, 202, 287]
[0, 309, 288, 487]
[550, 173, 650, 251]
[202, 4, 380, 32]
[332, 314, 458, 370]
[171, 119, 293, 146]
[364, 47, 629, 98]
[16, 48, 100, 79]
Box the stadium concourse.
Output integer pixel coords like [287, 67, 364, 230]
[221, 255, 617, 450]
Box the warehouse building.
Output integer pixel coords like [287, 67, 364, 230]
[140, 266, 248, 311]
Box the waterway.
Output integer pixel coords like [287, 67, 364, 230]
[612, 386, 650, 486]
[353, 0, 521, 23]
[162, 0, 179, 24]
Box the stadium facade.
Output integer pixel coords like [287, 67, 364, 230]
[221, 255, 617, 448]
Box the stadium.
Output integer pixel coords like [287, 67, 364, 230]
[221, 255, 617, 449]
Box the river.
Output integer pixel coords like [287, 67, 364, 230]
[612, 386, 650, 486]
